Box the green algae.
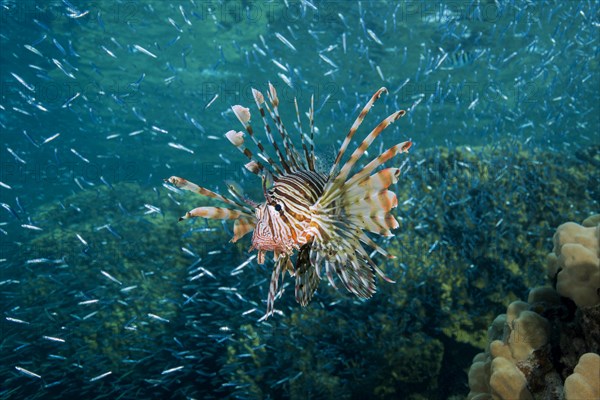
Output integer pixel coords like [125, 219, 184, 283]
[7, 181, 233, 376]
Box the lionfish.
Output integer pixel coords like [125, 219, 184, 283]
[167, 84, 411, 318]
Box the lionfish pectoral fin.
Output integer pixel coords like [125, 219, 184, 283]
[179, 206, 250, 221]
[230, 217, 255, 243]
[264, 255, 287, 318]
[294, 243, 320, 306]
[167, 176, 255, 221]
[255, 250, 266, 265]
[284, 256, 295, 277]
[355, 244, 396, 284]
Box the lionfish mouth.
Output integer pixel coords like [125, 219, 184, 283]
[249, 242, 288, 265]
[250, 240, 285, 253]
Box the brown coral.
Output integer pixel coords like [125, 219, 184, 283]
[551, 220, 600, 308]
[564, 352, 600, 400]
[468, 215, 600, 400]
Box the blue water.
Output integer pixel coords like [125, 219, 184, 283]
[1, 1, 598, 399]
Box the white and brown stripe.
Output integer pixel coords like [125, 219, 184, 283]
[167, 84, 412, 319]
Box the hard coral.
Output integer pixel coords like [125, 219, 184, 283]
[468, 215, 600, 400]
[564, 352, 600, 400]
[549, 218, 600, 308]
[467, 299, 550, 400]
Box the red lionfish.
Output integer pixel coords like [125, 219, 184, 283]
[167, 84, 411, 318]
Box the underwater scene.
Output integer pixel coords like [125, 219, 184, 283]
[1, 0, 599, 399]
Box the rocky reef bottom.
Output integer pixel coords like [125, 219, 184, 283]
[1, 143, 598, 399]
[468, 215, 599, 400]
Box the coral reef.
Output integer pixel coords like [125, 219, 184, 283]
[548, 215, 600, 308]
[468, 215, 600, 399]
[3, 144, 598, 400]
[564, 353, 600, 400]
[221, 144, 599, 399]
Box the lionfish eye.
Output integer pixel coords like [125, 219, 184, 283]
[274, 204, 282, 212]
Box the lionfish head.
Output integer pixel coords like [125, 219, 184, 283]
[250, 201, 292, 264]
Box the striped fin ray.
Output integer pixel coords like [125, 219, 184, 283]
[310, 151, 408, 252]
[231, 105, 284, 176]
[167, 176, 253, 214]
[179, 206, 251, 221]
[251, 88, 292, 174]
[304, 164, 403, 291]
[319, 110, 406, 206]
[343, 169, 404, 237]
[224, 130, 266, 176]
[327, 87, 388, 178]
[167, 176, 256, 242]
[309, 95, 315, 172]
[294, 97, 315, 172]
[301, 88, 411, 302]
[338, 256, 376, 298]
[335, 110, 406, 183]
[345, 141, 412, 188]
[353, 241, 395, 283]
[345, 167, 401, 198]
[264, 255, 293, 318]
[264, 83, 304, 171]
[294, 243, 320, 306]
[308, 167, 404, 242]
[309, 225, 378, 299]
[358, 232, 396, 263]
[180, 207, 255, 243]
[224, 180, 259, 208]
[304, 201, 401, 298]
[232, 217, 256, 243]
[346, 190, 398, 219]
[351, 212, 398, 236]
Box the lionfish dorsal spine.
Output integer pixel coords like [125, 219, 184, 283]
[308, 94, 316, 172]
[233, 84, 321, 180]
[224, 129, 266, 175]
[232, 105, 284, 177]
[293, 97, 315, 172]
[251, 88, 292, 174]
[264, 83, 304, 171]
[344, 141, 412, 189]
